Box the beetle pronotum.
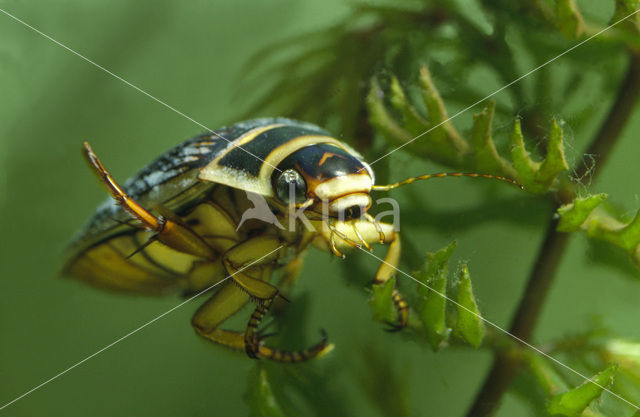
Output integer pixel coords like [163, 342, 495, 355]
[64, 118, 521, 363]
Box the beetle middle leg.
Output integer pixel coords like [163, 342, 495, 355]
[192, 235, 331, 362]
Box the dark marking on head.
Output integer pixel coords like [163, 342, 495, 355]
[275, 144, 367, 185]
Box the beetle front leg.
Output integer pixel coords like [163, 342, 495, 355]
[373, 230, 408, 331]
[315, 219, 408, 330]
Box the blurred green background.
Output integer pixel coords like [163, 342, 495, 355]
[1, 1, 640, 416]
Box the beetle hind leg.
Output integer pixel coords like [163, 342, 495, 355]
[244, 297, 333, 363]
[196, 235, 332, 362]
[256, 329, 332, 363]
[83, 142, 216, 260]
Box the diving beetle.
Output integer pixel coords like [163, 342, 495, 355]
[64, 118, 518, 362]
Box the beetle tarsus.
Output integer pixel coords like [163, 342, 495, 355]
[390, 288, 409, 330]
[276, 292, 290, 303]
[256, 329, 333, 363]
[244, 301, 330, 363]
[383, 321, 405, 333]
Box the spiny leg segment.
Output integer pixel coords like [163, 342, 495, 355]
[373, 233, 408, 330]
[83, 142, 215, 259]
[245, 297, 331, 362]
[194, 236, 332, 363]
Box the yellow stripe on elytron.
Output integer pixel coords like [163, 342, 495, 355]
[213, 123, 285, 164]
[198, 124, 284, 195]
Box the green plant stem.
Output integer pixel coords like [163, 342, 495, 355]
[466, 51, 640, 417]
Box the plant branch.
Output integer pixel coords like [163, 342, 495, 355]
[466, 50, 640, 417]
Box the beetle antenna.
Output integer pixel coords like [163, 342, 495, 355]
[372, 172, 524, 191]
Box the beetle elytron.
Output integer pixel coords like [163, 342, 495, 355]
[64, 118, 518, 362]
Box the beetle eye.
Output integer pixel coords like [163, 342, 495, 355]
[275, 169, 307, 205]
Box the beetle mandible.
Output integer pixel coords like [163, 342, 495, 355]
[64, 118, 520, 362]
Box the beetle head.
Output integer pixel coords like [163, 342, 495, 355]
[271, 143, 374, 220]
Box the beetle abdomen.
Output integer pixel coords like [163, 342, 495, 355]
[65, 185, 257, 294]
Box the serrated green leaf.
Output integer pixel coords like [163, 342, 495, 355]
[367, 78, 413, 145]
[369, 276, 396, 323]
[616, 210, 640, 250]
[509, 118, 569, 194]
[547, 365, 618, 417]
[525, 354, 569, 396]
[389, 76, 429, 134]
[557, 194, 608, 232]
[414, 241, 457, 350]
[611, 0, 640, 33]
[418, 66, 468, 164]
[454, 264, 485, 348]
[369, 68, 566, 195]
[509, 119, 538, 181]
[614, 0, 640, 13]
[367, 67, 469, 168]
[585, 209, 640, 258]
[538, 120, 569, 185]
[470, 101, 516, 177]
[558, 196, 640, 272]
[556, 0, 585, 38]
[246, 366, 286, 417]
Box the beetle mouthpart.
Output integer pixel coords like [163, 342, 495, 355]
[328, 193, 371, 219]
[313, 174, 372, 201]
[297, 198, 314, 210]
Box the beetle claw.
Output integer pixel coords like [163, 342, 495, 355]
[256, 331, 279, 340]
[383, 320, 405, 333]
[277, 292, 290, 303]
